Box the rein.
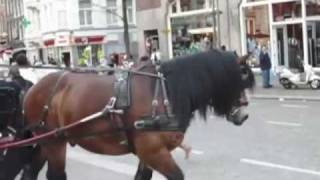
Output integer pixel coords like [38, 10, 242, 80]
[70, 66, 166, 80]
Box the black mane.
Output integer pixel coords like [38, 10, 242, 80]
[160, 50, 246, 129]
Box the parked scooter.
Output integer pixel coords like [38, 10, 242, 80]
[278, 63, 320, 89]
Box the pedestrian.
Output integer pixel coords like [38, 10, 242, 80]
[8, 65, 33, 91]
[108, 53, 120, 68]
[221, 45, 226, 51]
[259, 46, 272, 88]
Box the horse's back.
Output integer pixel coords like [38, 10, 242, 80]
[23, 71, 132, 154]
[24, 72, 64, 124]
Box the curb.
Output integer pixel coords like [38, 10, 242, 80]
[250, 95, 320, 102]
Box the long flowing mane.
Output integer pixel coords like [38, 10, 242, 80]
[160, 50, 244, 129]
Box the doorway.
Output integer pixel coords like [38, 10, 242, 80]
[62, 52, 71, 68]
[274, 26, 288, 67]
[273, 24, 304, 69]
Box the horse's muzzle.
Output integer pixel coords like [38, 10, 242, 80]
[226, 107, 248, 126]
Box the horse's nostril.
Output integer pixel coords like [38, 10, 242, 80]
[243, 114, 249, 122]
[241, 101, 249, 106]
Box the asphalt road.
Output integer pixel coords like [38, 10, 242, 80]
[19, 99, 320, 180]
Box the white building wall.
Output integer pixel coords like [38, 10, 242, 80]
[24, 0, 42, 63]
[35, 0, 137, 65]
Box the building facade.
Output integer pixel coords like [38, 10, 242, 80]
[24, 0, 42, 64]
[136, 0, 243, 59]
[0, 0, 25, 53]
[137, 0, 320, 72]
[240, 0, 320, 71]
[24, 0, 137, 66]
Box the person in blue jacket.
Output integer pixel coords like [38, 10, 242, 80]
[259, 46, 272, 88]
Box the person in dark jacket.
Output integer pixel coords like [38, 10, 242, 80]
[259, 46, 272, 88]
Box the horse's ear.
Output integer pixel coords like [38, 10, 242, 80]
[237, 53, 251, 65]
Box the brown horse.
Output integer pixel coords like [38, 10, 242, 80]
[20, 50, 255, 180]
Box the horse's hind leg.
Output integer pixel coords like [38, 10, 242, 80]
[134, 161, 153, 180]
[21, 145, 47, 180]
[137, 148, 184, 180]
[43, 141, 67, 180]
[0, 148, 26, 180]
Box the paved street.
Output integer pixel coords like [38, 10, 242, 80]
[27, 99, 320, 180]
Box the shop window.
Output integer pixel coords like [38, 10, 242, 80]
[180, 0, 205, 12]
[307, 22, 320, 67]
[287, 24, 304, 69]
[47, 48, 60, 65]
[244, 5, 270, 68]
[306, 0, 320, 16]
[78, 45, 103, 67]
[273, 1, 302, 22]
[170, 13, 213, 57]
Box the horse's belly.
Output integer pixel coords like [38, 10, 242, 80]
[75, 136, 131, 155]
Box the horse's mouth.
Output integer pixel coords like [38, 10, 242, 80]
[227, 107, 249, 126]
[232, 114, 248, 126]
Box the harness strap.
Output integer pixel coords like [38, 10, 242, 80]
[150, 64, 174, 118]
[152, 79, 160, 117]
[160, 75, 174, 117]
[25, 72, 69, 132]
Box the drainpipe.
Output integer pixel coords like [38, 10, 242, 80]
[226, 0, 231, 49]
[212, 0, 217, 48]
[216, 0, 221, 47]
[165, 0, 173, 58]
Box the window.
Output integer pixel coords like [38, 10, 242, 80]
[181, 0, 205, 12]
[79, 0, 92, 26]
[127, 0, 133, 24]
[171, 2, 177, 13]
[106, 0, 117, 25]
[306, 0, 320, 16]
[58, 10, 67, 29]
[272, 1, 302, 22]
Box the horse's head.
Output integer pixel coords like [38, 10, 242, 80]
[226, 54, 255, 126]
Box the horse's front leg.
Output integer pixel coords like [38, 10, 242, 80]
[134, 161, 153, 180]
[43, 141, 67, 180]
[135, 135, 184, 180]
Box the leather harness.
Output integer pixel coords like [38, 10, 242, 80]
[26, 63, 179, 153]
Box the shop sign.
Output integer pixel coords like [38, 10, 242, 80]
[74, 36, 105, 45]
[56, 35, 70, 47]
[43, 39, 55, 47]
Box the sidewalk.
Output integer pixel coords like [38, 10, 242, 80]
[250, 75, 320, 101]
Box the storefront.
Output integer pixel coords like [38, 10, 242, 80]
[73, 36, 104, 67]
[167, 0, 214, 58]
[240, 0, 320, 71]
[42, 34, 105, 67]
